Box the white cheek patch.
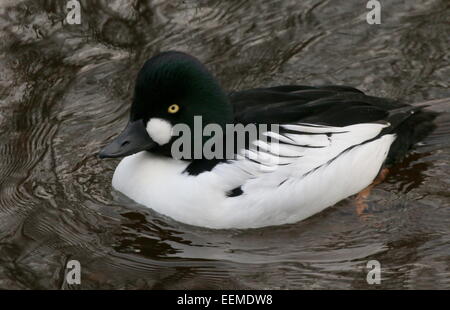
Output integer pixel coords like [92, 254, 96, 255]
[146, 118, 173, 145]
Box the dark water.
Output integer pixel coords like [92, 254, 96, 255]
[0, 0, 449, 289]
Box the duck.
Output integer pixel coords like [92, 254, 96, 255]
[99, 51, 436, 229]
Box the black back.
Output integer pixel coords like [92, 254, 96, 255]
[230, 85, 437, 165]
[185, 84, 437, 175]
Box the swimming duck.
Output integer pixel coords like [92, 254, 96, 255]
[99, 51, 436, 229]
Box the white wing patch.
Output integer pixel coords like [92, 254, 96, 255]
[202, 121, 397, 227]
[212, 122, 394, 193]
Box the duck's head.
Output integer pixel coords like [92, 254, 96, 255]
[99, 51, 233, 159]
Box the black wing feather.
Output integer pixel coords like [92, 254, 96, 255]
[229, 85, 437, 164]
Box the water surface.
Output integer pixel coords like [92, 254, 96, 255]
[0, 0, 449, 289]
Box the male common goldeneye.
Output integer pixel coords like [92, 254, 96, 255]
[99, 51, 436, 229]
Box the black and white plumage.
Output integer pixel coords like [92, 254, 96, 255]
[99, 51, 437, 229]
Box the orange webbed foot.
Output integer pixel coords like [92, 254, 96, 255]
[354, 168, 389, 217]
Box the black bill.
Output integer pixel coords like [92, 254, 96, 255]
[99, 120, 156, 158]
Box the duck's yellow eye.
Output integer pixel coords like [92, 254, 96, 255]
[168, 104, 180, 114]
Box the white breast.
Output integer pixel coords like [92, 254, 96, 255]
[112, 152, 229, 227]
[112, 122, 396, 229]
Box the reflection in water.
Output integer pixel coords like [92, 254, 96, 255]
[0, 0, 449, 289]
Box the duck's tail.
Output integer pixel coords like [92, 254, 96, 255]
[411, 97, 450, 152]
[385, 97, 450, 165]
